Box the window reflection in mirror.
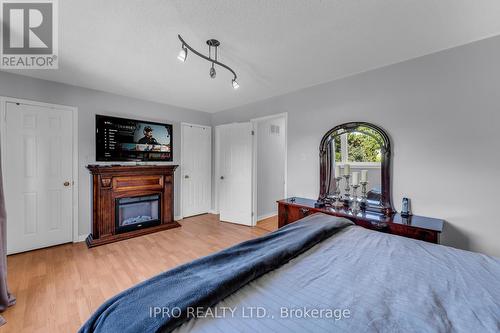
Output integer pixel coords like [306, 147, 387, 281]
[330, 127, 383, 205]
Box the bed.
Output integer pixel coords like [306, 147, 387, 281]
[80, 213, 500, 333]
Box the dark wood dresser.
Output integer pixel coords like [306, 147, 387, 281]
[278, 197, 444, 243]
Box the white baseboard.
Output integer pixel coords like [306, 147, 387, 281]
[75, 234, 88, 242]
[208, 209, 219, 215]
[174, 215, 183, 221]
[257, 212, 277, 222]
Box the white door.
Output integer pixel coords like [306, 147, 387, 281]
[181, 124, 211, 218]
[3, 102, 74, 254]
[217, 123, 253, 226]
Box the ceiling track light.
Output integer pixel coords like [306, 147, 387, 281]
[177, 34, 239, 89]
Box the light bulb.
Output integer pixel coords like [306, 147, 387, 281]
[209, 65, 216, 79]
[232, 78, 239, 90]
[177, 46, 187, 62]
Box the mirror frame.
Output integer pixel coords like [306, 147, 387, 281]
[318, 122, 394, 215]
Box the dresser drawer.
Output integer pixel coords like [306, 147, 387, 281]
[278, 203, 314, 228]
[388, 224, 438, 243]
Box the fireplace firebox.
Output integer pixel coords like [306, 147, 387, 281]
[115, 194, 161, 233]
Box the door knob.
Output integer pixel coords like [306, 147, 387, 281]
[184, 175, 189, 179]
[63, 181, 70, 187]
[220, 176, 224, 180]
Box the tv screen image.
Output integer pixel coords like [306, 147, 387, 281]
[96, 115, 173, 162]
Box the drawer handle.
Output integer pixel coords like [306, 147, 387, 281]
[299, 208, 310, 214]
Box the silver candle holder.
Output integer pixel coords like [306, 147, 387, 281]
[343, 174, 351, 205]
[360, 181, 368, 210]
[333, 176, 343, 208]
[351, 184, 360, 212]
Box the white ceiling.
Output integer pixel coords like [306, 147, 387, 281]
[5, 0, 500, 112]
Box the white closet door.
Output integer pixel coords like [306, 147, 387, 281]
[181, 124, 212, 218]
[4, 102, 74, 254]
[217, 123, 252, 226]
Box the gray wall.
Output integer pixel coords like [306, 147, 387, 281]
[256, 116, 286, 219]
[212, 36, 500, 257]
[0, 71, 211, 237]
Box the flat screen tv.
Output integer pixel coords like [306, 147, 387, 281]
[96, 115, 173, 162]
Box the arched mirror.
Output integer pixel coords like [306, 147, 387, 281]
[318, 122, 394, 215]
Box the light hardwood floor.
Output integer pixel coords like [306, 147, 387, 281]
[1, 214, 276, 333]
[256, 215, 278, 232]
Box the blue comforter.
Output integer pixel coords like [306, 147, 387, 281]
[79, 214, 353, 333]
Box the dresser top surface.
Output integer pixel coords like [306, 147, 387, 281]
[278, 197, 444, 233]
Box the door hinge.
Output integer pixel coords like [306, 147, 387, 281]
[251, 130, 255, 135]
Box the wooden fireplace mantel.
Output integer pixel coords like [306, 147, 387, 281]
[86, 164, 180, 247]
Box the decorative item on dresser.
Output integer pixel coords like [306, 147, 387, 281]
[278, 197, 443, 243]
[278, 121, 445, 243]
[86, 165, 180, 247]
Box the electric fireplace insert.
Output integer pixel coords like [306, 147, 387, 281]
[115, 194, 161, 233]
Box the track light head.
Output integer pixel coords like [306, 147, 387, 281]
[177, 45, 187, 62]
[209, 65, 216, 79]
[232, 78, 239, 90]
